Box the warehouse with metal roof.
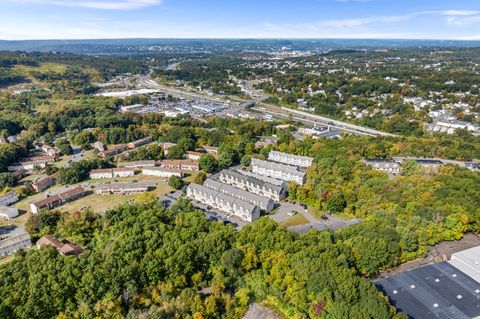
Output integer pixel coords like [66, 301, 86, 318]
[376, 262, 480, 319]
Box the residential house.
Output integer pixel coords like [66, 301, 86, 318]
[363, 158, 401, 175]
[0, 232, 32, 257]
[128, 136, 153, 149]
[142, 167, 184, 178]
[37, 235, 83, 256]
[0, 192, 19, 206]
[30, 186, 85, 214]
[185, 151, 204, 161]
[99, 144, 129, 158]
[0, 206, 19, 220]
[32, 173, 58, 193]
[95, 182, 150, 195]
[161, 159, 199, 171]
[118, 160, 156, 168]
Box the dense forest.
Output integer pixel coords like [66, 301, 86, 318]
[0, 199, 407, 319]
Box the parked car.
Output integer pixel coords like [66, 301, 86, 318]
[287, 211, 298, 216]
[321, 215, 329, 221]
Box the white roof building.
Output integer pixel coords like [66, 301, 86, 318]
[449, 246, 480, 284]
[0, 206, 19, 220]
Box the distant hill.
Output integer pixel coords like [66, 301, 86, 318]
[1, 38, 480, 55]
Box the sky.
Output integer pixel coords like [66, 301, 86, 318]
[1, 0, 480, 40]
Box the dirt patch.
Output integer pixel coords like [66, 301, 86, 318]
[375, 233, 480, 281]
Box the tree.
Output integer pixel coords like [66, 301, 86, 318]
[168, 176, 185, 190]
[199, 154, 218, 173]
[193, 171, 207, 185]
[56, 139, 73, 155]
[0, 172, 16, 189]
[240, 155, 251, 167]
[177, 138, 196, 151]
[166, 145, 185, 160]
[401, 160, 421, 176]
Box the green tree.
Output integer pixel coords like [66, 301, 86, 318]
[168, 176, 185, 190]
[199, 154, 218, 173]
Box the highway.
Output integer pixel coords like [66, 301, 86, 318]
[138, 75, 398, 137]
[256, 104, 398, 137]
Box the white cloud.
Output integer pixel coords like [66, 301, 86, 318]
[10, 0, 163, 10]
[441, 10, 479, 16]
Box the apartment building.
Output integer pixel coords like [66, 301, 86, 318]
[204, 178, 275, 212]
[218, 169, 286, 201]
[251, 158, 306, 185]
[186, 184, 260, 222]
[268, 150, 313, 168]
[142, 167, 184, 178]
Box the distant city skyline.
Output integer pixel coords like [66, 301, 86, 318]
[1, 0, 480, 40]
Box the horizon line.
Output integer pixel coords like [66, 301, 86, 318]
[2, 37, 480, 42]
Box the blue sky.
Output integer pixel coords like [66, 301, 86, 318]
[1, 0, 480, 40]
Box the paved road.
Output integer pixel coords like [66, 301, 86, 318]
[138, 76, 397, 138]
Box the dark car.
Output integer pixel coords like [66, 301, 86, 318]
[207, 216, 218, 222]
[321, 215, 329, 221]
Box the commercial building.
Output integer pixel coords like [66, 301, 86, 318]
[377, 262, 480, 319]
[0, 206, 19, 220]
[186, 184, 260, 222]
[32, 173, 58, 193]
[161, 159, 199, 171]
[118, 160, 156, 168]
[448, 246, 480, 284]
[251, 158, 306, 185]
[95, 182, 150, 195]
[363, 158, 401, 175]
[128, 136, 153, 149]
[142, 167, 184, 178]
[268, 151, 313, 168]
[0, 191, 19, 206]
[30, 186, 85, 214]
[0, 232, 32, 257]
[218, 169, 286, 201]
[203, 178, 275, 212]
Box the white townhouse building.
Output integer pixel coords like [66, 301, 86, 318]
[186, 184, 260, 222]
[251, 158, 306, 185]
[268, 151, 314, 168]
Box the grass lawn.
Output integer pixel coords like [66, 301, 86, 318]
[59, 193, 139, 213]
[279, 213, 310, 228]
[183, 171, 200, 183]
